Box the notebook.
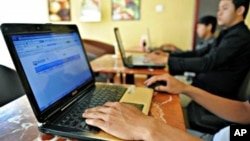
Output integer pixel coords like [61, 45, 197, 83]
[146, 28, 172, 52]
[1, 23, 154, 141]
[114, 27, 165, 69]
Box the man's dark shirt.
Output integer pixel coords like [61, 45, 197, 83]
[195, 36, 215, 50]
[168, 22, 250, 99]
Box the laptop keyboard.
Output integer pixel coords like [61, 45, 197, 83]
[55, 84, 127, 132]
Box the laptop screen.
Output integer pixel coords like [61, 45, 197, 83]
[10, 32, 92, 112]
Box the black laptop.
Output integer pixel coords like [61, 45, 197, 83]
[114, 27, 166, 69]
[1, 23, 153, 140]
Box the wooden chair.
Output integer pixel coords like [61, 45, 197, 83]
[82, 39, 116, 83]
[82, 39, 115, 57]
[237, 68, 250, 101]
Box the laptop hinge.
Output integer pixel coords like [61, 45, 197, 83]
[60, 98, 78, 111]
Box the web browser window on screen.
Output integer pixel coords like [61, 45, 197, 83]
[11, 32, 92, 111]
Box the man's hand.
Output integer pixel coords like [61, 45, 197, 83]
[160, 43, 178, 52]
[144, 74, 188, 94]
[82, 102, 154, 140]
[144, 50, 169, 65]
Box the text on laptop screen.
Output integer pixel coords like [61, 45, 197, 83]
[11, 32, 92, 111]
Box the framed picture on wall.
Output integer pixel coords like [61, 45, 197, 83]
[112, 0, 141, 21]
[48, 0, 71, 21]
[80, 0, 101, 22]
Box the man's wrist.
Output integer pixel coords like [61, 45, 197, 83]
[181, 84, 196, 98]
[136, 117, 155, 141]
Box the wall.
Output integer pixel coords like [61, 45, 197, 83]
[74, 0, 196, 50]
[0, 0, 196, 69]
[0, 0, 48, 69]
[71, 0, 250, 49]
[197, 0, 250, 26]
[1, 0, 249, 69]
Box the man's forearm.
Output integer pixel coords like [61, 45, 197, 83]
[143, 117, 202, 141]
[182, 85, 250, 124]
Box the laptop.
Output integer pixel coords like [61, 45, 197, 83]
[1, 23, 154, 141]
[146, 28, 172, 52]
[114, 27, 166, 69]
[146, 28, 155, 51]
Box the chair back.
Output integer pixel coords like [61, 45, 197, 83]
[237, 68, 250, 101]
[82, 39, 115, 57]
[0, 65, 25, 106]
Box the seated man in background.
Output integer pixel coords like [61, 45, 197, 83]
[144, 0, 250, 133]
[161, 15, 217, 89]
[161, 15, 217, 52]
[82, 73, 250, 141]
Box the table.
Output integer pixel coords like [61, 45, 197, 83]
[90, 54, 168, 84]
[0, 90, 185, 141]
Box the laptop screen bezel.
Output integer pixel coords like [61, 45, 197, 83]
[1, 23, 96, 122]
[114, 27, 132, 67]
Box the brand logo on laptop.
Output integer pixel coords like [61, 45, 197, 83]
[72, 90, 78, 96]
